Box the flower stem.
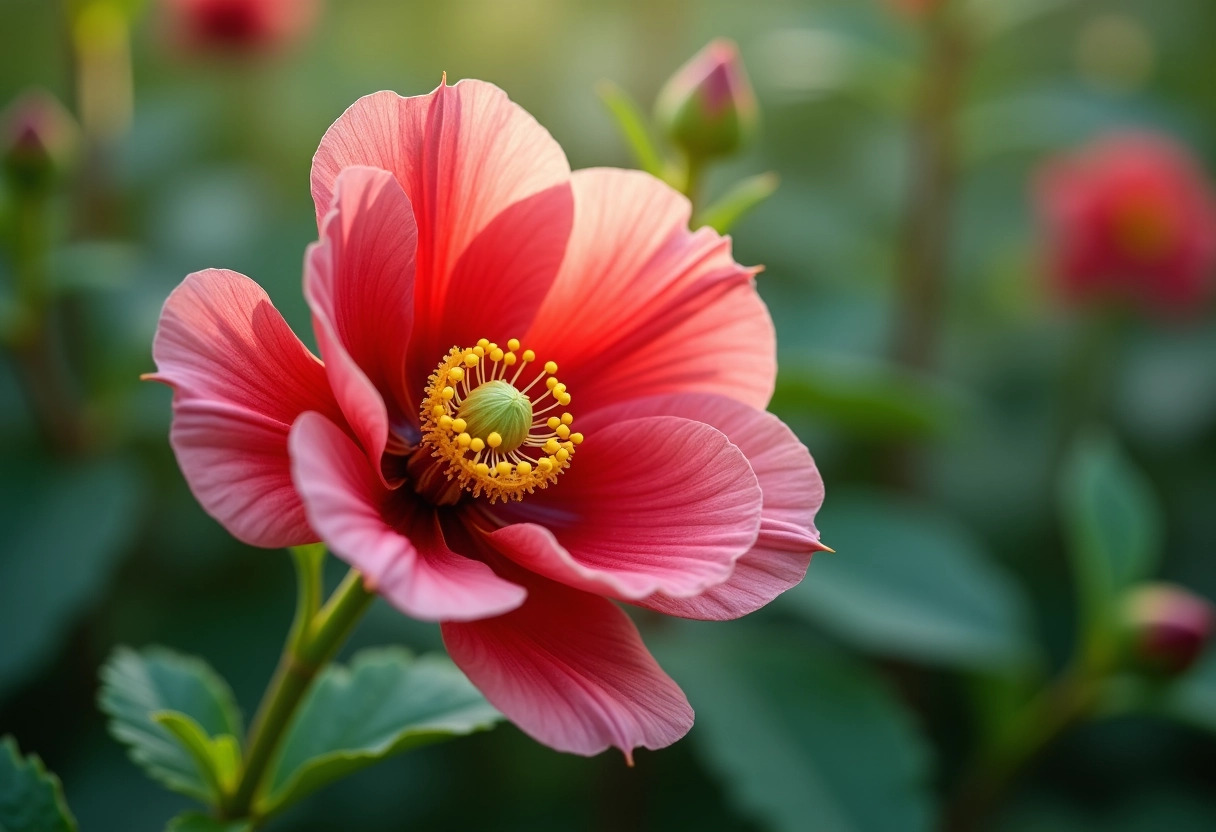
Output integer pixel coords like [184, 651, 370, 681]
[225, 567, 375, 820]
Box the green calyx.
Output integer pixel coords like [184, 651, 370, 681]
[459, 380, 533, 452]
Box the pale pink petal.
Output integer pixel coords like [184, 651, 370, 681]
[148, 269, 344, 548]
[488, 416, 762, 600]
[289, 411, 526, 622]
[306, 166, 418, 470]
[311, 80, 574, 387]
[523, 168, 775, 413]
[582, 394, 826, 620]
[442, 571, 693, 758]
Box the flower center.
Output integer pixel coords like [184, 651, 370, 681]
[417, 338, 582, 503]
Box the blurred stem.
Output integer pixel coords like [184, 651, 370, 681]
[225, 566, 374, 822]
[946, 661, 1106, 832]
[890, 14, 969, 370]
[681, 153, 706, 212]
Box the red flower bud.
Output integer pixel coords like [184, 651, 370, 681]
[1035, 132, 1216, 313]
[1, 90, 79, 193]
[1122, 583, 1214, 676]
[655, 39, 758, 161]
[163, 0, 320, 53]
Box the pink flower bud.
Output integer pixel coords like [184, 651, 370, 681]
[1122, 583, 1214, 676]
[1034, 132, 1216, 313]
[655, 39, 758, 161]
[163, 0, 320, 53]
[1, 90, 79, 193]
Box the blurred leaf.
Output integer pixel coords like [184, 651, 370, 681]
[656, 626, 935, 832]
[783, 489, 1036, 669]
[0, 457, 144, 699]
[696, 172, 780, 234]
[49, 242, 141, 294]
[98, 646, 244, 804]
[152, 713, 241, 803]
[0, 736, 77, 832]
[771, 355, 968, 441]
[260, 648, 501, 815]
[1059, 431, 1163, 653]
[964, 0, 1081, 43]
[164, 812, 251, 832]
[596, 81, 665, 177]
[1160, 645, 1216, 734]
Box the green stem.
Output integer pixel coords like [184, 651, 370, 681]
[225, 569, 375, 820]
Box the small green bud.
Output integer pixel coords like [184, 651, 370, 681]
[655, 39, 758, 161]
[1, 91, 79, 194]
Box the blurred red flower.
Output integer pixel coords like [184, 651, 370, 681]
[164, 0, 320, 52]
[1035, 132, 1216, 312]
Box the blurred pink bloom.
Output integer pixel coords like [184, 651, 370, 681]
[655, 38, 758, 160]
[1123, 583, 1214, 676]
[1035, 132, 1216, 311]
[148, 78, 826, 759]
[1, 90, 79, 190]
[163, 0, 319, 52]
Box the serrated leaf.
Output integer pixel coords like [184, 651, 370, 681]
[98, 646, 243, 804]
[164, 812, 251, 832]
[261, 647, 501, 815]
[655, 626, 935, 832]
[0, 736, 77, 832]
[153, 713, 241, 800]
[1059, 431, 1163, 653]
[0, 457, 144, 699]
[782, 489, 1036, 669]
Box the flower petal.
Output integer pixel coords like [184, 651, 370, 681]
[311, 80, 574, 387]
[306, 165, 418, 468]
[488, 416, 762, 600]
[441, 570, 693, 758]
[583, 394, 826, 620]
[148, 268, 343, 548]
[289, 411, 526, 622]
[523, 168, 775, 412]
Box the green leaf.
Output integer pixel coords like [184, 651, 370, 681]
[164, 812, 252, 832]
[1160, 645, 1216, 734]
[655, 626, 935, 832]
[770, 355, 969, 441]
[0, 736, 77, 832]
[782, 489, 1036, 669]
[1059, 431, 1163, 656]
[261, 647, 501, 815]
[152, 713, 241, 801]
[98, 646, 244, 804]
[596, 80, 666, 177]
[0, 457, 144, 699]
[695, 172, 779, 234]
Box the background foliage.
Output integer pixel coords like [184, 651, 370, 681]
[3, 0, 1216, 829]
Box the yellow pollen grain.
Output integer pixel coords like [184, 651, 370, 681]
[544, 361, 558, 374]
[554, 383, 567, 394]
[556, 448, 570, 462]
[546, 377, 559, 390]
[470, 437, 486, 453]
[522, 349, 535, 362]
[447, 367, 464, 382]
[503, 352, 517, 366]
[544, 438, 561, 454]
[439, 415, 453, 429]
[547, 416, 561, 430]
[517, 461, 532, 475]
[464, 353, 479, 367]
[507, 338, 521, 352]
[474, 462, 490, 476]
[477, 338, 490, 349]
[490, 348, 504, 362]
[473, 346, 485, 357]
[538, 457, 553, 472]
[496, 461, 514, 476]
[442, 387, 455, 400]
[556, 424, 571, 439]
[570, 432, 584, 445]
[452, 418, 467, 433]
[457, 432, 471, 448]
[432, 405, 445, 417]
[487, 432, 503, 449]
[561, 413, 573, 425]
[557, 393, 571, 406]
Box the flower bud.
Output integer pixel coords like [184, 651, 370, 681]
[1034, 132, 1216, 313]
[655, 39, 758, 161]
[162, 0, 321, 53]
[1122, 583, 1214, 676]
[1, 91, 79, 194]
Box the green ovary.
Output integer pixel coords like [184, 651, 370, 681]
[459, 379, 534, 452]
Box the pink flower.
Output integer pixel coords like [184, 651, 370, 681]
[1123, 583, 1215, 676]
[148, 79, 826, 759]
[163, 0, 320, 52]
[1035, 132, 1216, 311]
